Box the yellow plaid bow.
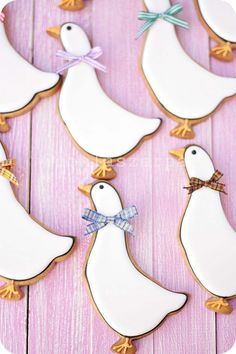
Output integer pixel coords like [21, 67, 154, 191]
[0, 159, 19, 186]
[184, 170, 226, 195]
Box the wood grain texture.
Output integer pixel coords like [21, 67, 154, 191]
[0, 1, 33, 353]
[152, 1, 216, 353]
[0, 0, 235, 353]
[210, 39, 236, 354]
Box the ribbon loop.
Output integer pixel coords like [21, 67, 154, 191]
[0, 12, 5, 22]
[0, 159, 19, 186]
[56, 46, 107, 74]
[184, 170, 226, 195]
[136, 3, 189, 39]
[82, 206, 138, 236]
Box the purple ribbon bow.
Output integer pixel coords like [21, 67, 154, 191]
[56, 46, 107, 74]
[0, 12, 5, 22]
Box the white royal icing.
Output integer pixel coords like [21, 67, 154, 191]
[224, 341, 236, 354]
[0, 341, 13, 354]
[58, 23, 161, 159]
[198, 0, 236, 43]
[0, 143, 74, 281]
[0, 0, 60, 114]
[141, 0, 236, 120]
[181, 146, 236, 297]
[85, 182, 187, 337]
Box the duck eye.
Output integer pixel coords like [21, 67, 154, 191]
[99, 185, 104, 190]
[192, 150, 197, 155]
[67, 26, 72, 31]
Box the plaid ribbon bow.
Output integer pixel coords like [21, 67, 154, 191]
[184, 170, 226, 195]
[0, 159, 19, 186]
[136, 3, 189, 39]
[82, 206, 138, 236]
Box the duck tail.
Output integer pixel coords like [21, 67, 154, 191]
[146, 117, 162, 136]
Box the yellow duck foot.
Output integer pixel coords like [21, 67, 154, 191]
[0, 281, 23, 301]
[205, 297, 233, 314]
[0, 116, 10, 133]
[211, 42, 234, 62]
[91, 160, 117, 180]
[170, 120, 195, 139]
[111, 338, 136, 354]
[59, 0, 84, 11]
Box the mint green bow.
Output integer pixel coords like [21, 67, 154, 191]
[136, 3, 189, 39]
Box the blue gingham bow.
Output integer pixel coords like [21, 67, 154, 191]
[82, 206, 138, 236]
[136, 3, 189, 39]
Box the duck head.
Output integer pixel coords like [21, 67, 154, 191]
[170, 145, 215, 180]
[79, 181, 123, 216]
[47, 23, 91, 56]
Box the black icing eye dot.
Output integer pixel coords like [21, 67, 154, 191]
[192, 150, 197, 155]
[99, 185, 104, 190]
[67, 26, 72, 31]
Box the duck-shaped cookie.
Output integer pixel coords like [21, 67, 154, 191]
[0, 142, 75, 300]
[0, 0, 61, 132]
[138, 0, 236, 139]
[195, 0, 236, 61]
[47, 23, 161, 180]
[170, 145, 236, 314]
[59, 0, 84, 11]
[80, 181, 187, 354]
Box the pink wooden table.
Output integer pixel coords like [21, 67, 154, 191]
[1, 0, 236, 353]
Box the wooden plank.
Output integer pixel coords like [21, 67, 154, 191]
[0, 0, 33, 353]
[27, 1, 93, 353]
[151, 1, 216, 353]
[91, 1, 155, 352]
[210, 42, 236, 354]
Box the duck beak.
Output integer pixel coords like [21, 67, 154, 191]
[79, 183, 93, 196]
[169, 148, 185, 161]
[47, 26, 61, 39]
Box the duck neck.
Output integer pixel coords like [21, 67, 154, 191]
[0, 22, 7, 43]
[142, 0, 179, 51]
[88, 224, 129, 263]
[65, 63, 101, 96]
[144, 0, 172, 13]
[0, 176, 16, 206]
[189, 187, 224, 217]
[0, 22, 14, 58]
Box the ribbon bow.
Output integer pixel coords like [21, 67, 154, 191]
[0, 12, 5, 22]
[184, 170, 226, 195]
[136, 3, 189, 39]
[82, 206, 138, 236]
[56, 46, 107, 74]
[0, 159, 19, 186]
